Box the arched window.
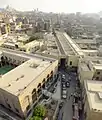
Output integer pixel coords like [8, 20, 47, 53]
[32, 88, 36, 94]
[37, 83, 41, 88]
[47, 74, 49, 78]
[51, 71, 53, 75]
[42, 78, 45, 83]
[1, 56, 4, 60]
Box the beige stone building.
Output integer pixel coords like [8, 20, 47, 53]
[0, 50, 58, 119]
[84, 80, 102, 120]
[19, 40, 44, 53]
[78, 57, 102, 84]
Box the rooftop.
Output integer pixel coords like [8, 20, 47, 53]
[84, 56, 102, 62]
[84, 80, 102, 112]
[56, 32, 76, 55]
[44, 33, 60, 56]
[80, 62, 90, 71]
[81, 50, 98, 53]
[25, 40, 43, 48]
[0, 54, 56, 96]
[3, 42, 15, 47]
[93, 65, 102, 70]
[74, 39, 96, 44]
[63, 32, 84, 56]
[2, 33, 30, 43]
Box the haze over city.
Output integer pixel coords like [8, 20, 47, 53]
[1, 0, 102, 120]
[1, 0, 102, 13]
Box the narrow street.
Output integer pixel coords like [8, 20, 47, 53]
[52, 81, 61, 100]
[60, 70, 77, 120]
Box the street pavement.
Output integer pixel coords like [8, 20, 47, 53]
[52, 81, 61, 100]
[60, 70, 77, 120]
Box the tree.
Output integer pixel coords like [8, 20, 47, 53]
[33, 116, 42, 120]
[29, 116, 42, 120]
[33, 105, 46, 117]
[29, 117, 34, 120]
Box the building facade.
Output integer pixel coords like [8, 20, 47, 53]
[84, 80, 102, 120]
[0, 50, 58, 119]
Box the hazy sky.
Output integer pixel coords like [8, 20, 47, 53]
[1, 0, 102, 13]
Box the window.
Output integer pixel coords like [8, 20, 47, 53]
[97, 72, 100, 75]
[37, 83, 41, 88]
[47, 74, 49, 78]
[51, 71, 53, 75]
[42, 78, 45, 83]
[37, 88, 42, 94]
[32, 88, 36, 94]
[22, 61, 25, 63]
[70, 61, 72, 65]
[96, 77, 99, 80]
[42, 83, 45, 88]
[32, 94, 37, 103]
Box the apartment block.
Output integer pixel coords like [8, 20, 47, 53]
[84, 80, 102, 120]
[0, 50, 58, 119]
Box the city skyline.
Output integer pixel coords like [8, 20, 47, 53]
[1, 0, 102, 13]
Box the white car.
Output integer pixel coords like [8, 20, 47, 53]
[62, 94, 67, 99]
[62, 84, 66, 90]
[62, 90, 67, 99]
[62, 74, 65, 79]
[62, 90, 67, 94]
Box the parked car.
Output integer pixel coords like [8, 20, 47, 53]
[66, 82, 70, 87]
[62, 90, 67, 94]
[62, 94, 67, 99]
[62, 83, 66, 90]
[62, 90, 67, 99]
[62, 74, 65, 79]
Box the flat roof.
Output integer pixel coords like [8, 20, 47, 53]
[81, 50, 98, 53]
[79, 44, 88, 49]
[74, 39, 96, 44]
[80, 62, 90, 71]
[84, 56, 102, 61]
[2, 34, 30, 44]
[0, 59, 53, 96]
[25, 40, 43, 48]
[63, 33, 84, 56]
[3, 42, 15, 47]
[93, 65, 102, 70]
[84, 80, 102, 112]
[56, 32, 76, 55]
[44, 33, 60, 55]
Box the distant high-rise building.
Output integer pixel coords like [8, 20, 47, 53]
[44, 20, 50, 31]
[22, 17, 29, 24]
